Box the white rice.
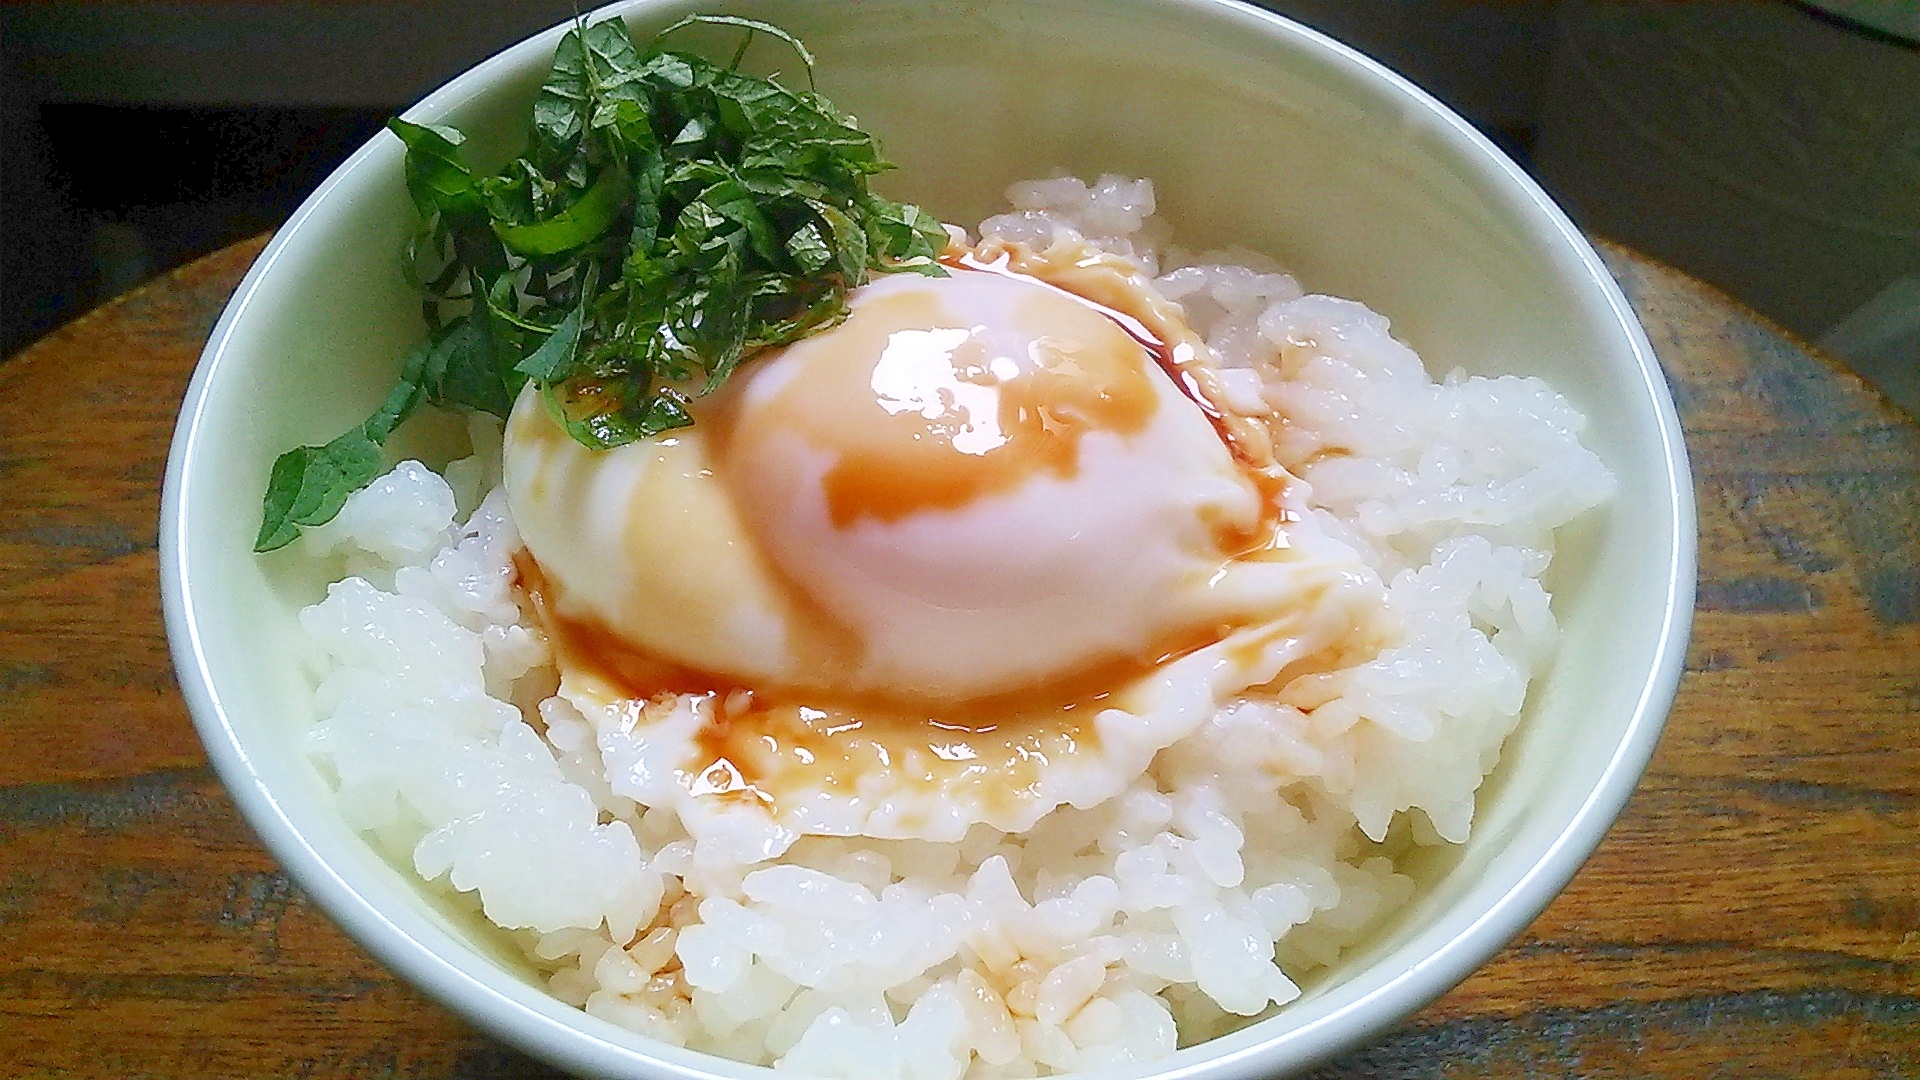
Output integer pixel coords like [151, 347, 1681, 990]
[293, 176, 1612, 1077]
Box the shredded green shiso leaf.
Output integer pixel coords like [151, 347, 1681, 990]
[256, 14, 948, 552]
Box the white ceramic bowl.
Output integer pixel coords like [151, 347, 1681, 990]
[161, 1, 1695, 1076]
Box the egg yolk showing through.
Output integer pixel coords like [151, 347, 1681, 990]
[504, 261, 1282, 701]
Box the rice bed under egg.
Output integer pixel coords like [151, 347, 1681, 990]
[296, 176, 1612, 1078]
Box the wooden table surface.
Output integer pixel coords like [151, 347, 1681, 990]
[1, 237, 1915, 1079]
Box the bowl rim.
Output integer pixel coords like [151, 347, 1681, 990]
[159, 0, 1697, 1077]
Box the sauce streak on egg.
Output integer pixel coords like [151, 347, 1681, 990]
[722, 273, 1164, 529]
[948, 249, 1296, 558]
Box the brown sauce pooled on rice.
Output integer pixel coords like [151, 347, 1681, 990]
[514, 552, 1247, 815]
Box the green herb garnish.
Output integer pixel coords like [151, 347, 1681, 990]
[257, 14, 948, 552]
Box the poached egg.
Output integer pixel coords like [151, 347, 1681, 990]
[501, 238, 1382, 837]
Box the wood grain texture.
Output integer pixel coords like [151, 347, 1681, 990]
[0, 239, 1914, 1078]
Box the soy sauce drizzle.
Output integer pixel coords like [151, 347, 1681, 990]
[945, 250, 1294, 555]
[946, 251, 1237, 460]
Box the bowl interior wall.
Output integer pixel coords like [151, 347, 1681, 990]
[175, 0, 1684, 1073]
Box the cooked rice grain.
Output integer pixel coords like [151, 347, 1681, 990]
[297, 176, 1611, 1077]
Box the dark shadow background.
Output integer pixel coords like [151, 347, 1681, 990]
[2, 2, 1915, 393]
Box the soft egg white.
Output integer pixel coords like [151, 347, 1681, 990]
[717, 268, 1272, 700]
[504, 265, 1291, 702]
